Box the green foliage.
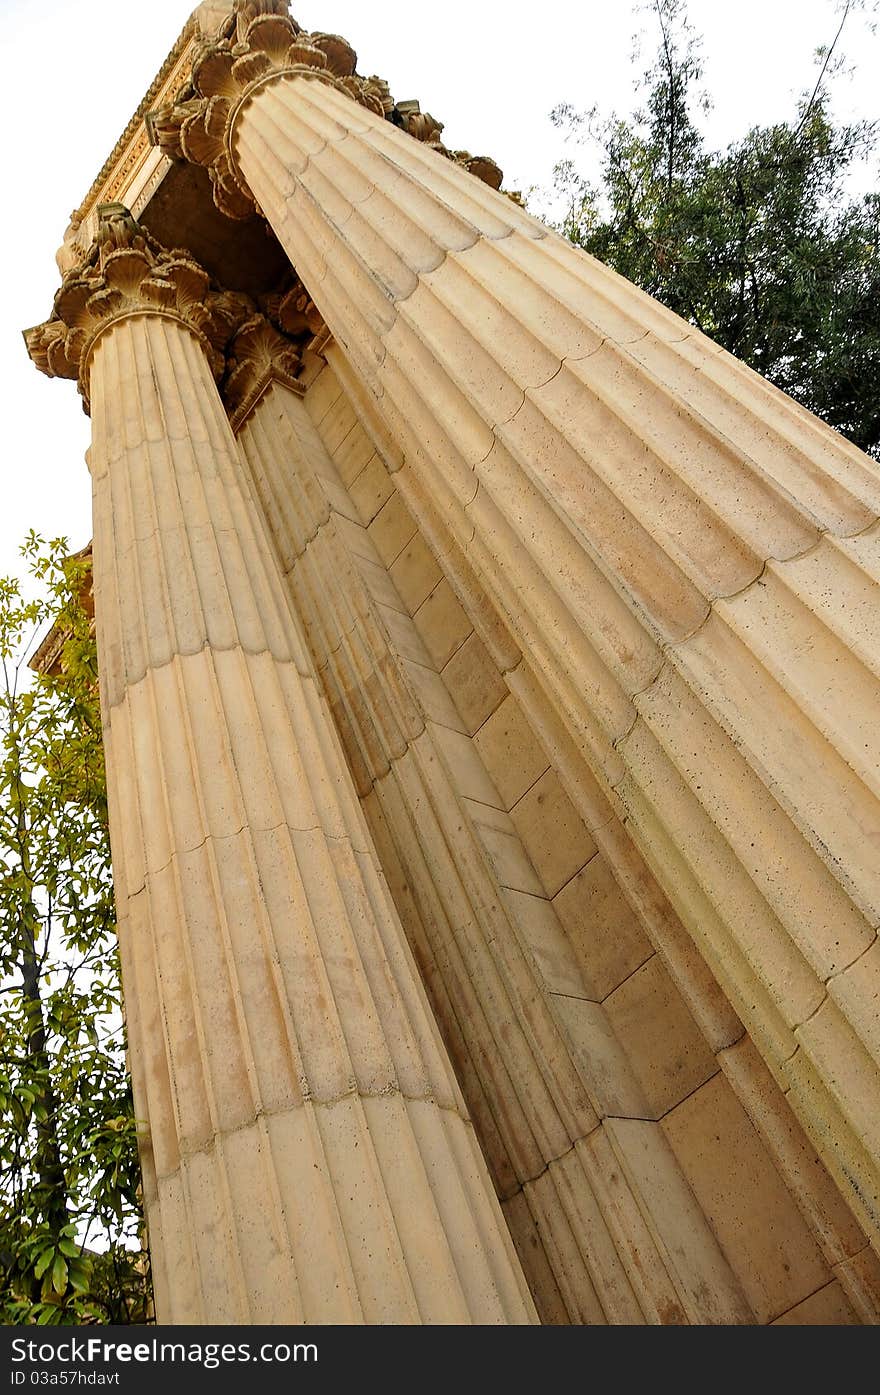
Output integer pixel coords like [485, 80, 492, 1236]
[549, 0, 880, 456]
[0, 535, 150, 1324]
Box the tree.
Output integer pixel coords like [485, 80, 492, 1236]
[549, 0, 880, 457]
[0, 536, 150, 1324]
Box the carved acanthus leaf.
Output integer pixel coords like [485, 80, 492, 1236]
[309, 34, 357, 79]
[24, 205, 256, 412]
[234, 0, 293, 44]
[147, 0, 508, 221]
[453, 152, 504, 190]
[395, 100, 445, 148]
[223, 313, 305, 427]
[148, 7, 370, 220]
[25, 206, 324, 422]
[259, 280, 323, 338]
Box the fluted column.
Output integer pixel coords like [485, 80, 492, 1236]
[26, 214, 536, 1325]
[233, 375, 769, 1324]
[154, 20, 880, 1253]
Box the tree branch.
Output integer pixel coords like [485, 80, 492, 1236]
[794, 0, 853, 140]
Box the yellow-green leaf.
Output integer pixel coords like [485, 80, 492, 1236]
[51, 1254, 67, 1294]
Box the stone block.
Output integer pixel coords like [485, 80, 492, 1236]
[367, 492, 418, 566]
[413, 578, 473, 669]
[604, 956, 718, 1118]
[510, 769, 597, 899]
[347, 453, 395, 527]
[316, 473, 362, 524]
[316, 393, 358, 456]
[442, 630, 509, 735]
[400, 658, 464, 731]
[354, 554, 408, 614]
[771, 1281, 857, 1325]
[390, 533, 444, 615]
[662, 1072, 833, 1323]
[374, 601, 433, 665]
[463, 799, 544, 897]
[333, 426, 376, 487]
[717, 1034, 867, 1265]
[553, 854, 653, 1002]
[499, 887, 589, 999]
[551, 996, 652, 1120]
[473, 694, 550, 811]
[304, 366, 343, 428]
[426, 724, 502, 808]
[834, 1245, 880, 1323]
[605, 1117, 754, 1323]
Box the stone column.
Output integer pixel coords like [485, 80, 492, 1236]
[25, 209, 536, 1325]
[152, 10, 880, 1253]
[229, 363, 762, 1324]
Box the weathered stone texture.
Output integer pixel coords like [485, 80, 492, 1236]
[225, 72, 880, 1274]
[83, 304, 536, 1324]
[24, 0, 880, 1325]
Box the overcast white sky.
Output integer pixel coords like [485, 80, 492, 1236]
[1, 0, 877, 586]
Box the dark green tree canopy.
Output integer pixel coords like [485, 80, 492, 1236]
[549, 0, 880, 457]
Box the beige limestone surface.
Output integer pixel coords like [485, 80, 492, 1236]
[221, 69, 880, 1272]
[80, 274, 536, 1323]
[24, 0, 880, 1326]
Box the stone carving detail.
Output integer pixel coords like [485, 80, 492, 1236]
[147, 0, 506, 221]
[224, 314, 305, 428]
[232, 0, 290, 35]
[260, 278, 323, 338]
[69, 15, 198, 234]
[24, 204, 321, 419]
[223, 270, 324, 423]
[393, 98, 504, 190]
[25, 205, 247, 408]
[148, 10, 375, 220]
[453, 151, 505, 190]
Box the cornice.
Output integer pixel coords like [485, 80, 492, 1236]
[69, 17, 199, 238]
[30, 545, 94, 679]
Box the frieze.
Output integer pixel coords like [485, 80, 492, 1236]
[70, 18, 199, 234]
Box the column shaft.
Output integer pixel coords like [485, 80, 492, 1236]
[235, 379, 768, 1324]
[88, 309, 536, 1324]
[232, 73, 880, 1249]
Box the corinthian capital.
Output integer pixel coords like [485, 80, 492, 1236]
[24, 205, 254, 411]
[224, 315, 305, 429]
[232, 0, 290, 39]
[24, 204, 324, 421]
[147, 7, 369, 221]
[147, 0, 506, 221]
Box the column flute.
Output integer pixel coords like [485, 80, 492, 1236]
[149, 0, 880, 1254]
[25, 206, 536, 1325]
